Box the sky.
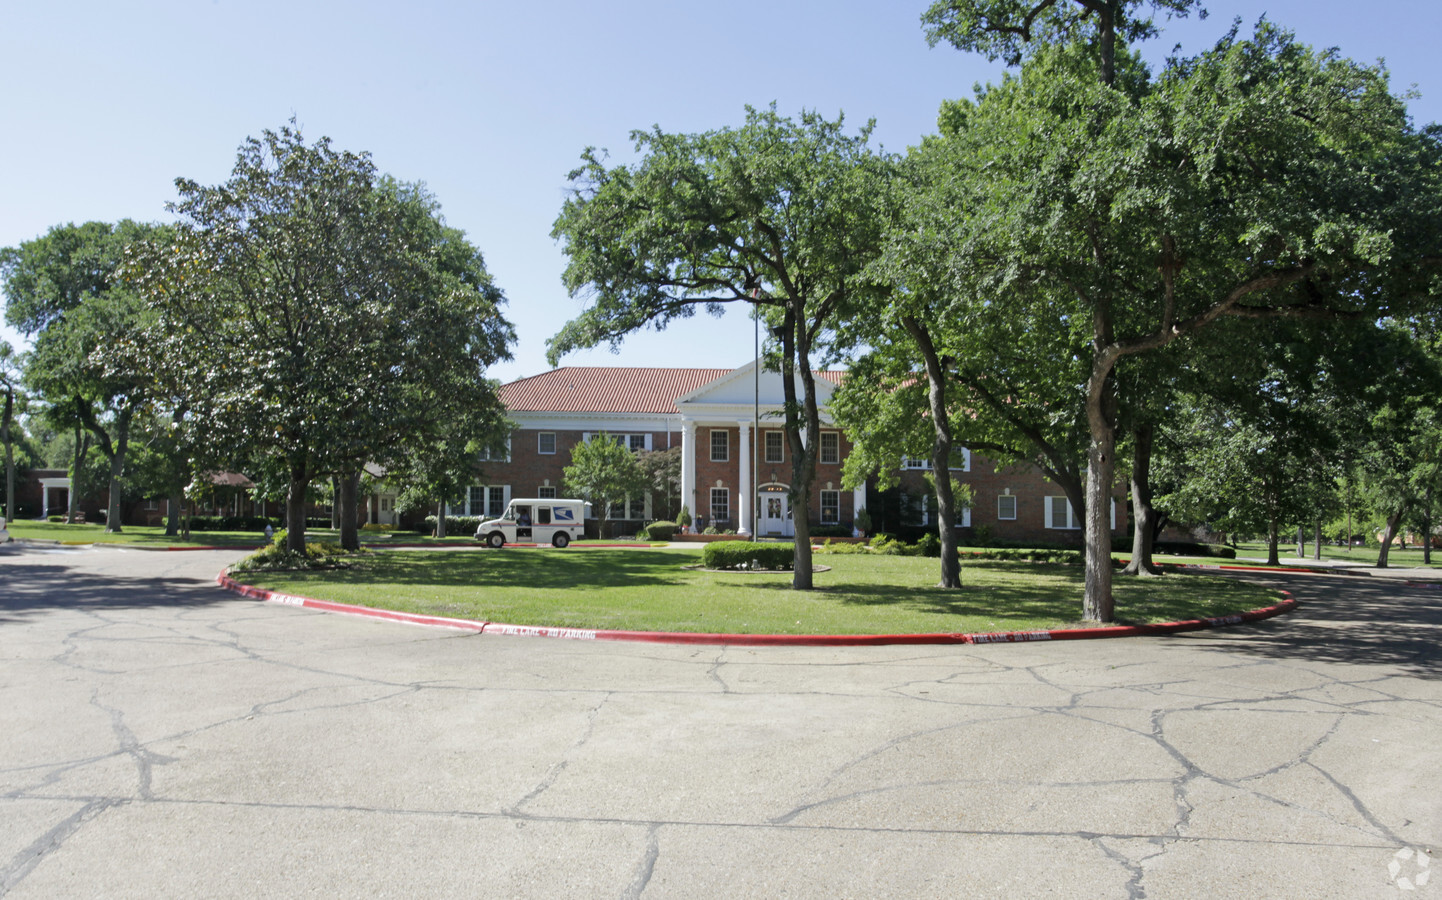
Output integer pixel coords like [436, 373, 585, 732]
[3, 0, 1439, 385]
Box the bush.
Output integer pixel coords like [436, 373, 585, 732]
[640, 521, 677, 541]
[188, 515, 281, 532]
[424, 515, 484, 535]
[360, 522, 395, 533]
[814, 539, 868, 555]
[916, 532, 941, 558]
[47, 515, 64, 523]
[970, 523, 994, 548]
[703, 541, 795, 570]
[230, 539, 355, 572]
[810, 524, 852, 538]
[870, 534, 906, 555]
[1154, 541, 1236, 559]
[964, 547, 1085, 565]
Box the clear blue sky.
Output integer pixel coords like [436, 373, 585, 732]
[3, 0, 1438, 384]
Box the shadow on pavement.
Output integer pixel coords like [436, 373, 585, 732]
[0, 554, 236, 622]
[1193, 571, 1442, 678]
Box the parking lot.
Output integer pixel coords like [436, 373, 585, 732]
[2, 543, 1438, 897]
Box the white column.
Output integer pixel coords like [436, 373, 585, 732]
[853, 485, 868, 537]
[737, 421, 752, 536]
[681, 421, 697, 529]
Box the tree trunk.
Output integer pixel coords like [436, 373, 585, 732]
[1424, 487, 1436, 565]
[435, 500, 447, 539]
[68, 425, 85, 524]
[1376, 503, 1407, 568]
[330, 477, 340, 530]
[1314, 521, 1322, 561]
[902, 316, 961, 589]
[338, 468, 360, 551]
[165, 489, 182, 537]
[1121, 423, 1163, 576]
[2, 388, 14, 523]
[286, 467, 309, 553]
[1082, 358, 1117, 622]
[1266, 515, 1281, 566]
[1295, 525, 1305, 559]
[779, 306, 818, 590]
[104, 406, 133, 533]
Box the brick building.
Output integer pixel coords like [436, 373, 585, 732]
[461, 362, 1127, 544]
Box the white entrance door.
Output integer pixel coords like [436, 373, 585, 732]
[760, 492, 793, 537]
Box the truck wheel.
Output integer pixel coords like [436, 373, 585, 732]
[552, 532, 570, 549]
[486, 532, 505, 549]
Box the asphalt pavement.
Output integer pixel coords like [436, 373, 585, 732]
[1, 542, 1438, 898]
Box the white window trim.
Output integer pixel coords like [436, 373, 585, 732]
[710, 487, 730, 523]
[997, 494, 1017, 521]
[606, 494, 653, 520]
[1044, 497, 1114, 530]
[538, 432, 556, 455]
[537, 485, 557, 499]
[710, 429, 729, 462]
[764, 430, 785, 464]
[819, 431, 840, 465]
[479, 437, 512, 463]
[820, 489, 841, 525]
[920, 500, 972, 527]
[456, 484, 511, 518]
[581, 432, 653, 452]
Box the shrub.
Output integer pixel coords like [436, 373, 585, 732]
[810, 524, 852, 538]
[814, 539, 867, 555]
[870, 534, 905, 555]
[231, 539, 355, 572]
[360, 522, 395, 533]
[47, 515, 64, 523]
[969, 523, 994, 548]
[1154, 541, 1236, 559]
[424, 515, 484, 535]
[188, 515, 281, 532]
[641, 521, 677, 541]
[703, 541, 795, 570]
[916, 532, 941, 558]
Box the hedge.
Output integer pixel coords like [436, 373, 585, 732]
[1154, 541, 1237, 559]
[185, 515, 281, 532]
[425, 515, 485, 534]
[640, 521, 677, 541]
[703, 541, 795, 571]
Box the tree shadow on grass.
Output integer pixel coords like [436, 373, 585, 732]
[251, 548, 690, 593]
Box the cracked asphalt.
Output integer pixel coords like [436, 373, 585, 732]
[2, 542, 1439, 898]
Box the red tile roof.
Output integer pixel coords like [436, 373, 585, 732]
[499, 367, 845, 414]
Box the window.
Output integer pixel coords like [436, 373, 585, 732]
[997, 494, 1017, 521]
[537, 485, 557, 499]
[606, 494, 650, 520]
[820, 490, 840, 525]
[1044, 497, 1118, 530]
[462, 485, 510, 517]
[581, 432, 651, 452]
[538, 432, 556, 455]
[1045, 496, 1079, 530]
[918, 495, 971, 527]
[765, 431, 784, 464]
[904, 448, 970, 471]
[820, 432, 839, 464]
[478, 438, 511, 462]
[710, 488, 730, 524]
[537, 507, 552, 525]
[711, 429, 729, 462]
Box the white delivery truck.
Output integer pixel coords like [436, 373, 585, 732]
[475, 498, 589, 548]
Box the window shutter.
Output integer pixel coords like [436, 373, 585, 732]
[644, 434, 653, 451]
[960, 506, 972, 527]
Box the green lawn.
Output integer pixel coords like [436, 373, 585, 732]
[1227, 540, 1441, 568]
[239, 547, 1281, 635]
[6, 520, 268, 547]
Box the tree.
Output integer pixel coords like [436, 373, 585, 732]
[562, 434, 646, 539]
[907, 23, 1441, 620]
[550, 105, 893, 587]
[0, 342, 22, 522]
[2, 220, 165, 532]
[124, 124, 514, 553]
[637, 446, 682, 523]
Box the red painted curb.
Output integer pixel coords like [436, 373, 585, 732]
[216, 572, 1296, 647]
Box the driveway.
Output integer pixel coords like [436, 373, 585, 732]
[2, 543, 1438, 898]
